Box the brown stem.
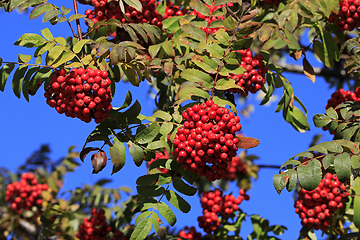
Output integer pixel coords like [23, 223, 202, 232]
[257, 164, 281, 169]
[73, 0, 83, 40]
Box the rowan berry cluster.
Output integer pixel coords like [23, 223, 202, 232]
[172, 100, 241, 181]
[326, 88, 360, 109]
[147, 150, 171, 175]
[85, 0, 164, 28]
[323, 88, 360, 134]
[177, 226, 202, 240]
[294, 173, 350, 231]
[198, 189, 249, 234]
[5, 172, 48, 214]
[77, 208, 113, 240]
[329, 0, 360, 31]
[163, 1, 188, 19]
[44, 68, 113, 124]
[226, 156, 248, 181]
[189, 3, 233, 35]
[230, 49, 268, 97]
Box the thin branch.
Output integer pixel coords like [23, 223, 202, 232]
[73, 0, 83, 40]
[257, 164, 281, 169]
[275, 61, 352, 79]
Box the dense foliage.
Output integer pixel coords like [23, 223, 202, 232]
[1, 0, 360, 239]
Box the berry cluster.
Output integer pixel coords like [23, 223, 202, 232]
[172, 100, 241, 181]
[77, 208, 113, 240]
[5, 172, 48, 214]
[44, 68, 113, 124]
[226, 156, 248, 181]
[329, 0, 360, 31]
[323, 88, 360, 134]
[198, 189, 249, 234]
[177, 226, 202, 240]
[294, 173, 350, 231]
[189, 3, 233, 35]
[326, 88, 360, 109]
[230, 49, 268, 97]
[147, 149, 171, 175]
[163, 1, 188, 19]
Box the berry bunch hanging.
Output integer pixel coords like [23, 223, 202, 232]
[76, 208, 113, 239]
[328, 0, 360, 31]
[172, 100, 241, 181]
[44, 68, 113, 124]
[5, 172, 48, 214]
[323, 87, 360, 134]
[189, 3, 233, 35]
[226, 156, 248, 181]
[294, 173, 350, 231]
[85, 0, 164, 28]
[198, 188, 249, 234]
[229, 49, 268, 97]
[163, 1, 188, 19]
[177, 226, 202, 240]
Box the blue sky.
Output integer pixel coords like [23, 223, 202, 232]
[0, 1, 340, 239]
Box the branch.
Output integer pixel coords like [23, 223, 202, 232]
[73, 0, 83, 40]
[276, 62, 352, 79]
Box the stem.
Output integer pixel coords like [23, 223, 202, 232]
[257, 164, 281, 169]
[1, 61, 54, 69]
[73, 0, 83, 40]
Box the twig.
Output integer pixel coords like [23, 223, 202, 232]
[73, 0, 83, 40]
[257, 164, 281, 169]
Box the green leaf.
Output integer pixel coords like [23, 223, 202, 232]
[135, 211, 151, 225]
[313, 114, 332, 127]
[109, 137, 126, 175]
[61, 5, 71, 15]
[180, 69, 213, 88]
[297, 160, 322, 191]
[319, 141, 343, 153]
[42, 9, 61, 23]
[181, 24, 206, 41]
[12, 65, 28, 99]
[136, 185, 165, 197]
[353, 177, 360, 229]
[313, 40, 333, 68]
[152, 110, 172, 121]
[157, 202, 177, 226]
[351, 154, 360, 169]
[290, 106, 310, 131]
[286, 169, 297, 192]
[29, 3, 54, 19]
[175, 85, 210, 105]
[9, 0, 27, 12]
[22, 66, 40, 102]
[135, 122, 160, 144]
[162, 41, 175, 57]
[334, 152, 351, 182]
[273, 173, 286, 194]
[130, 216, 152, 240]
[14, 33, 46, 48]
[165, 190, 191, 213]
[322, 154, 334, 170]
[45, 45, 65, 66]
[18, 54, 31, 64]
[192, 55, 218, 74]
[128, 141, 143, 167]
[280, 159, 301, 170]
[41, 28, 54, 41]
[147, 140, 169, 151]
[68, 14, 86, 22]
[123, 0, 142, 11]
[137, 173, 172, 186]
[189, 0, 210, 16]
[173, 177, 197, 196]
[73, 39, 90, 53]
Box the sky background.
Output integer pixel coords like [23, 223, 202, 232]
[0, 1, 342, 239]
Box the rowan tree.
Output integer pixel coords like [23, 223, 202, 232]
[0, 0, 360, 239]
